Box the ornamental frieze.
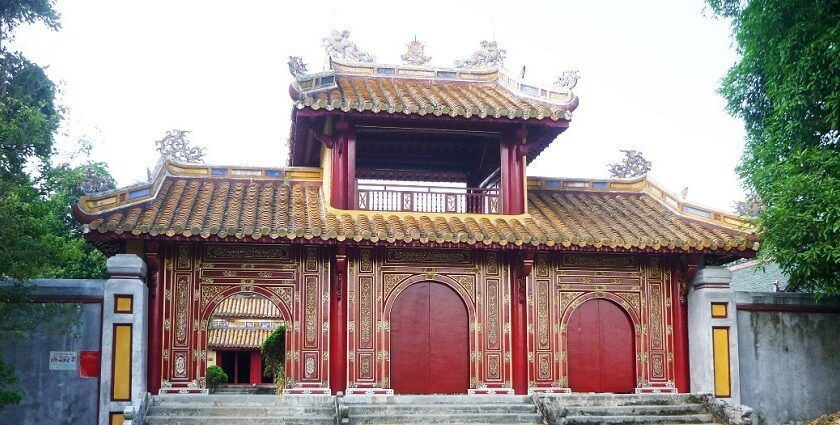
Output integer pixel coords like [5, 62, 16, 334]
[562, 253, 636, 268]
[385, 248, 471, 264]
[205, 244, 290, 260]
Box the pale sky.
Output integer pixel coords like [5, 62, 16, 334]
[13, 0, 746, 211]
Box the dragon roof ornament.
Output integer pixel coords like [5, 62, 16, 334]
[455, 40, 506, 69]
[554, 70, 580, 90]
[323, 30, 375, 63]
[288, 56, 308, 77]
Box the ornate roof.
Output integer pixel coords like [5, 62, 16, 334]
[74, 161, 757, 254]
[289, 58, 577, 123]
[207, 328, 274, 350]
[212, 296, 283, 319]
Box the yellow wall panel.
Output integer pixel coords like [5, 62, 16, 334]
[712, 327, 731, 397]
[711, 302, 728, 318]
[112, 324, 132, 401]
[115, 295, 133, 313]
[110, 412, 125, 425]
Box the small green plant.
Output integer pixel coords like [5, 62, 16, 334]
[206, 365, 228, 393]
[261, 325, 286, 393]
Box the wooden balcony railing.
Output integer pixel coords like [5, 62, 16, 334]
[356, 183, 499, 214]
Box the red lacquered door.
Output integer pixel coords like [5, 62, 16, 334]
[391, 282, 469, 394]
[567, 299, 635, 393]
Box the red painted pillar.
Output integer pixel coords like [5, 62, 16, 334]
[500, 128, 527, 215]
[146, 241, 164, 395]
[329, 247, 348, 394]
[499, 138, 512, 214]
[250, 350, 262, 385]
[511, 257, 529, 394]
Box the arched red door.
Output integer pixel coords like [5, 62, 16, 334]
[567, 299, 635, 393]
[390, 281, 469, 394]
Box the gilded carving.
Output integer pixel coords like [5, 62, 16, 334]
[386, 249, 470, 264]
[206, 244, 290, 260]
[536, 253, 549, 277]
[649, 284, 663, 349]
[451, 275, 475, 301]
[174, 353, 187, 378]
[177, 245, 191, 270]
[537, 280, 550, 349]
[559, 292, 583, 315]
[359, 277, 373, 349]
[305, 247, 318, 272]
[269, 286, 293, 307]
[223, 270, 237, 277]
[538, 354, 551, 380]
[486, 251, 499, 275]
[304, 277, 318, 346]
[486, 279, 500, 349]
[649, 257, 661, 278]
[488, 356, 500, 379]
[175, 276, 189, 345]
[200, 285, 227, 310]
[360, 249, 373, 273]
[616, 292, 641, 314]
[383, 274, 412, 300]
[360, 355, 372, 378]
[562, 253, 635, 268]
[259, 271, 272, 278]
[305, 357, 316, 378]
[652, 354, 664, 378]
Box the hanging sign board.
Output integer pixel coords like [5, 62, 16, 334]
[49, 351, 78, 371]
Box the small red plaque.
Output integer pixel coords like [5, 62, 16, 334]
[79, 351, 100, 378]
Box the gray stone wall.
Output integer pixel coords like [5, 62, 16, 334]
[0, 279, 104, 425]
[734, 292, 840, 425]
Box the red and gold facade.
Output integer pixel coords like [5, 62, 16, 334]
[74, 52, 756, 396]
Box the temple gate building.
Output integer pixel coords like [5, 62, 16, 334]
[72, 35, 757, 399]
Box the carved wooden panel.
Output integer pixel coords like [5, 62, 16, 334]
[159, 243, 329, 392]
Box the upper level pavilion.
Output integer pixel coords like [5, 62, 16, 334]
[288, 35, 578, 216]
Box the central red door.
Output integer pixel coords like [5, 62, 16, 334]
[390, 281, 469, 394]
[567, 299, 635, 393]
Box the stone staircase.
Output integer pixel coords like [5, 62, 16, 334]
[143, 394, 335, 424]
[141, 393, 731, 425]
[339, 395, 544, 424]
[535, 393, 720, 424]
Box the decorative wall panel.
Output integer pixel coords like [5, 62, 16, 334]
[526, 253, 678, 393]
[158, 242, 330, 393]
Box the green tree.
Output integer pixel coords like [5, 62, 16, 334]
[261, 325, 286, 393]
[708, 0, 840, 294]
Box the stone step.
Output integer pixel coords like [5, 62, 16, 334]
[345, 403, 537, 414]
[564, 404, 706, 416]
[146, 406, 335, 417]
[539, 393, 696, 406]
[145, 415, 334, 425]
[347, 412, 544, 424]
[563, 413, 715, 424]
[342, 395, 533, 405]
[152, 394, 335, 407]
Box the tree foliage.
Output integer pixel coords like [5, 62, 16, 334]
[0, 0, 112, 410]
[261, 325, 286, 392]
[708, 0, 840, 293]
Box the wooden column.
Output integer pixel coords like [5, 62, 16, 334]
[511, 253, 533, 394]
[146, 241, 164, 395]
[329, 246, 348, 394]
[330, 119, 349, 209]
[500, 128, 527, 215]
[250, 350, 262, 385]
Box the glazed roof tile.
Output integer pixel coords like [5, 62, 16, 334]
[212, 297, 283, 319]
[74, 161, 757, 254]
[207, 328, 274, 350]
[289, 59, 577, 123]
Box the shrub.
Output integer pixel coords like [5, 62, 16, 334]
[206, 365, 228, 392]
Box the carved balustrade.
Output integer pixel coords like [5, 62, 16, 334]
[356, 182, 499, 214]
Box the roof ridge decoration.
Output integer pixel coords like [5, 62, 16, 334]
[554, 70, 580, 90]
[526, 175, 754, 232]
[74, 159, 322, 215]
[401, 38, 431, 65]
[323, 30, 375, 63]
[454, 40, 506, 69]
